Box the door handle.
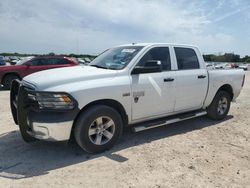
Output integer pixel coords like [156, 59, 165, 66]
[197, 75, 206, 79]
[164, 78, 174, 82]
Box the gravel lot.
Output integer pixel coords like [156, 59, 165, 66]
[0, 71, 249, 188]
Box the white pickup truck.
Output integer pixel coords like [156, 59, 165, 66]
[10, 43, 245, 153]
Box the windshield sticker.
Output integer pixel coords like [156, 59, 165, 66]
[121, 49, 136, 53]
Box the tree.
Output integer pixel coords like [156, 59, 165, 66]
[241, 55, 250, 62]
[48, 52, 55, 56]
[203, 53, 243, 62]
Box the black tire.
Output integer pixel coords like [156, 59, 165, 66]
[74, 105, 123, 153]
[207, 90, 231, 120]
[2, 74, 20, 90]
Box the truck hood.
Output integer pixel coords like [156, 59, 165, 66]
[23, 65, 118, 90]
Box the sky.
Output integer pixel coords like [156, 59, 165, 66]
[0, 0, 250, 56]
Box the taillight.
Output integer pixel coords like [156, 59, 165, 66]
[242, 75, 245, 87]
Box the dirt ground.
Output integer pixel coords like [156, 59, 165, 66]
[0, 72, 249, 188]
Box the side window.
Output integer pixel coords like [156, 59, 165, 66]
[30, 59, 46, 66]
[46, 58, 58, 65]
[58, 58, 70, 65]
[137, 47, 171, 71]
[40, 59, 47, 65]
[47, 58, 69, 65]
[30, 59, 40, 66]
[174, 47, 200, 70]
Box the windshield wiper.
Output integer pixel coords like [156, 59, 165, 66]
[89, 65, 108, 69]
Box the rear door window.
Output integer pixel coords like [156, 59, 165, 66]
[30, 59, 46, 66]
[47, 58, 69, 65]
[174, 47, 200, 70]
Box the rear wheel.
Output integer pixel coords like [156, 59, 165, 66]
[74, 105, 123, 153]
[207, 90, 231, 120]
[2, 74, 20, 90]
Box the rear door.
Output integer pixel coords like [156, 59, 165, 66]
[130, 46, 176, 121]
[173, 47, 208, 112]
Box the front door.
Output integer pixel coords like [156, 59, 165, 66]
[131, 47, 176, 121]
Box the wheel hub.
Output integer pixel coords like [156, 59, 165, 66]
[217, 97, 228, 115]
[88, 116, 115, 145]
[96, 126, 105, 134]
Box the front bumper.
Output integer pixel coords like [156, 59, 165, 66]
[10, 80, 79, 141]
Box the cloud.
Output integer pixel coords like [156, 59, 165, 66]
[0, 0, 248, 55]
[190, 33, 235, 54]
[206, 0, 225, 17]
[213, 4, 250, 23]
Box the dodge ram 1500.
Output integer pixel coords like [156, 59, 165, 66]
[10, 43, 245, 153]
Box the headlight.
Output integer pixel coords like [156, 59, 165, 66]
[28, 92, 76, 110]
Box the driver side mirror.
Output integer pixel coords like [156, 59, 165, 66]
[131, 60, 162, 74]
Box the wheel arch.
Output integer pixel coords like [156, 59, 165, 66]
[217, 84, 234, 100]
[1, 72, 21, 84]
[70, 99, 128, 140]
[206, 84, 233, 120]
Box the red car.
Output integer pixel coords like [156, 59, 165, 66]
[0, 56, 79, 89]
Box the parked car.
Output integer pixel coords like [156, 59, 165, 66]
[0, 56, 79, 89]
[205, 62, 216, 69]
[9, 58, 21, 65]
[77, 58, 87, 65]
[231, 63, 239, 68]
[10, 43, 245, 153]
[0, 56, 6, 66]
[84, 57, 92, 63]
[238, 64, 249, 71]
[8, 56, 19, 65]
[215, 63, 232, 69]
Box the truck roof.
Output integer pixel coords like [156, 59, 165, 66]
[116, 43, 199, 49]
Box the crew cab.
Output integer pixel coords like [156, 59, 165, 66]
[10, 43, 245, 153]
[0, 56, 78, 89]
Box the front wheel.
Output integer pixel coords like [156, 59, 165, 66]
[207, 90, 231, 120]
[74, 105, 123, 153]
[2, 74, 20, 90]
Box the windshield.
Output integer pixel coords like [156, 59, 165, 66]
[89, 46, 143, 70]
[16, 57, 33, 65]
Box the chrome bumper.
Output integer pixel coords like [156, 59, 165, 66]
[29, 121, 73, 141]
[26, 110, 78, 141]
